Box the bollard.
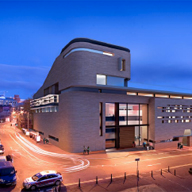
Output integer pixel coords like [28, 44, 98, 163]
[151, 170, 153, 178]
[96, 176, 98, 184]
[79, 178, 81, 188]
[174, 169, 176, 176]
[111, 174, 113, 183]
[124, 172, 126, 180]
[168, 166, 170, 172]
[161, 169, 162, 175]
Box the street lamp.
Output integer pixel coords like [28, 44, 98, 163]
[135, 158, 140, 192]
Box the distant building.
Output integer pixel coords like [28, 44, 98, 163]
[0, 95, 17, 107]
[0, 95, 21, 122]
[31, 38, 192, 153]
[14, 95, 20, 103]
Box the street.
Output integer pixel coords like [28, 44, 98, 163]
[1, 122, 192, 191]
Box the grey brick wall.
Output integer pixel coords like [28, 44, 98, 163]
[34, 40, 130, 99]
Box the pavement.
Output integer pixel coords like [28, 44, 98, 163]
[15, 128, 192, 192]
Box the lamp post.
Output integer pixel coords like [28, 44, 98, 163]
[135, 158, 140, 192]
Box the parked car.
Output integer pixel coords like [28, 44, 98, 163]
[0, 145, 4, 154]
[0, 155, 13, 163]
[23, 170, 63, 190]
[0, 161, 17, 185]
[0, 156, 6, 162]
[6, 155, 13, 163]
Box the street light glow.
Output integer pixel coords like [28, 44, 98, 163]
[15, 133, 90, 173]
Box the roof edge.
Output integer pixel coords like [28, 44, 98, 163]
[60, 38, 130, 54]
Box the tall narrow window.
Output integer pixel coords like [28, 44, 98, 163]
[105, 103, 115, 126]
[128, 104, 139, 125]
[99, 103, 103, 136]
[122, 59, 126, 71]
[118, 57, 126, 71]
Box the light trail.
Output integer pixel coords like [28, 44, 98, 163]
[13, 132, 90, 173]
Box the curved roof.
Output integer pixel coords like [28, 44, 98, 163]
[60, 38, 130, 54]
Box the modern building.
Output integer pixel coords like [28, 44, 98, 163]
[0, 95, 18, 107]
[0, 95, 20, 122]
[31, 38, 192, 153]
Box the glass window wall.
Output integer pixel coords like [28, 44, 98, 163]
[107, 76, 125, 87]
[105, 103, 115, 126]
[119, 104, 127, 125]
[134, 126, 148, 146]
[128, 104, 140, 125]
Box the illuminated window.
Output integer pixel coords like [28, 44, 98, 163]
[64, 48, 114, 58]
[170, 95, 182, 99]
[155, 94, 169, 98]
[138, 93, 153, 97]
[97, 74, 127, 87]
[118, 58, 126, 71]
[127, 92, 137, 95]
[184, 97, 192, 100]
[96, 74, 106, 85]
[103, 51, 114, 56]
[105, 103, 115, 126]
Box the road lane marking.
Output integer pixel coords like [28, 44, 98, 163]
[9, 134, 56, 164]
[89, 152, 192, 168]
[147, 163, 161, 166]
[9, 132, 90, 173]
[15, 132, 90, 172]
[161, 163, 192, 170]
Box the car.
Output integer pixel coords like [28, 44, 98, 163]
[0, 161, 17, 185]
[0, 145, 4, 154]
[23, 170, 63, 190]
[0, 156, 6, 162]
[0, 155, 13, 163]
[189, 168, 192, 174]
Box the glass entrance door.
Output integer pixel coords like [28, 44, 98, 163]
[134, 126, 148, 146]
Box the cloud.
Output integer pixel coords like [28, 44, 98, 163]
[130, 61, 192, 93]
[0, 63, 50, 98]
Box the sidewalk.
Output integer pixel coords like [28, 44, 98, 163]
[17, 127, 192, 160]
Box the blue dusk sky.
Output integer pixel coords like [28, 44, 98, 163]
[1, 0, 192, 99]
